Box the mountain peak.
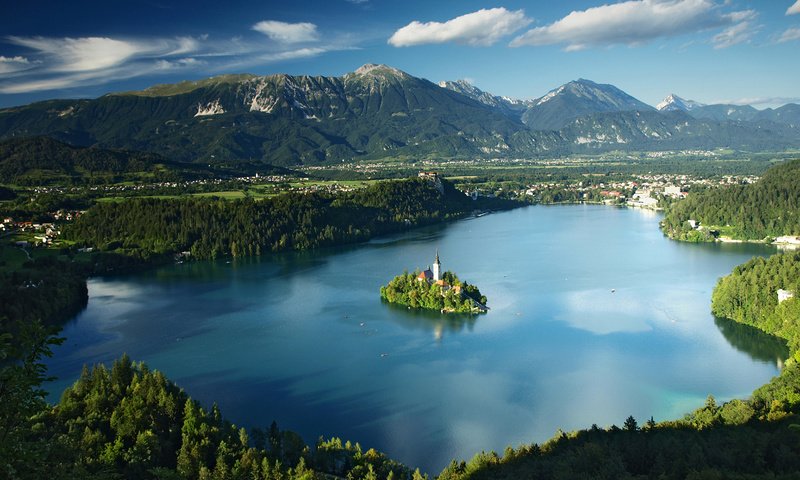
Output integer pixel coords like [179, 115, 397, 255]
[524, 78, 654, 130]
[352, 64, 408, 78]
[656, 94, 705, 112]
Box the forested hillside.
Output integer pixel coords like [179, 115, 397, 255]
[0, 137, 214, 185]
[65, 177, 490, 260]
[2, 354, 424, 480]
[712, 251, 800, 351]
[661, 159, 800, 241]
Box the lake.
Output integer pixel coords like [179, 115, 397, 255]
[46, 204, 788, 473]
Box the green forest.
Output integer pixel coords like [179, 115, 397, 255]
[64, 177, 499, 261]
[711, 251, 800, 353]
[1, 349, 427, 480]
[380, 270, 487, 313]
[0, 137, 218, 186]
[661, 159, 800, 242]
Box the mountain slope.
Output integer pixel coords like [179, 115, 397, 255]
[0, 65, 534, 165]
[561, 110, 800, 152]
[438, 80, 531, 121]
[690, 104, 760, 122]
[0, 136, 220, 184]
[676, 101, 800, 127]
[522, 79, 655, 130]
[1, 66, 799, 166]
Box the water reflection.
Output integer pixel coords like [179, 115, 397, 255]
[47, 205, 785, 474]
[714, 316, 789, 368]
[381, 300, 478, 342]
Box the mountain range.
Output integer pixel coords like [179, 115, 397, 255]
[654, 93, 800, 125]
[0, 64, 798, 167]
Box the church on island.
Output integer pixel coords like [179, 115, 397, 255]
[380, 249, 488, 314]
[416, 250, 462, 295]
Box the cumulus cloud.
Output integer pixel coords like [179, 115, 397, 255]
[510, 0, 753, 50]
[778, 26, 800, 42]
[388, 7, 531, 47]
[252, 20, 319, 44]
[788, 1, 800, 15]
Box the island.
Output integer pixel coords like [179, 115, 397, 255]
[380, 251, 488, 314]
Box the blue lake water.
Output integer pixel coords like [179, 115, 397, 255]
[46, 205, 787, 473]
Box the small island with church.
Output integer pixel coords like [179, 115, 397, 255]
[380, 251, 488, 314]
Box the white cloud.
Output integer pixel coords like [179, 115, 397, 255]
[788, 1, 800, 15]
[0, 28, 352, 94]
[155, 57, 206, 70]
[712, 20, 756, 49]
[7, 36, 146, 72]
[5, 36, 203, 74]
[715, 96, 800, 106]
[258, 47, 328, 62]
[388, 8, 531, 47]
[778, 27, 800, 43]
[252, 20, 319, 44]
[510, 0, 751, 50]
[724, 9, 757, 23]
[0, 55, 31, 74]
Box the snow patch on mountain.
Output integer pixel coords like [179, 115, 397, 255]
[535, 86, 565, 106]
[656, 94, 705, 112]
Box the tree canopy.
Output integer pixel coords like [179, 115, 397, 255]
[380, 270, 487, 313]
[661, 159, 800, 241]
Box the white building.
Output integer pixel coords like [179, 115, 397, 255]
[774, 236, 800, 246]
[778, 289, 795, 304]
[432, 250, 442, 282]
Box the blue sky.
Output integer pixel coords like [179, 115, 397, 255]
[1, 0, 799, 108]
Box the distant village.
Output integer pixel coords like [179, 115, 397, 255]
[2, 210, 80, 248]
[2, 167, 784, 259]
[520, 173, 760, 209]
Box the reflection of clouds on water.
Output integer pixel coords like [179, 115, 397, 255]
[535, 348, 646, 431]
[379, 361, 537, 465]
[558, 284, 736, 341]
[47, 205, 786, 473]
[559, 288, 653, 334]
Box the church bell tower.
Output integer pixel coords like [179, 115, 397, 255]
[433, 249, 441, 281]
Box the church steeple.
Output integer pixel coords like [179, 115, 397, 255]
[433, 249, 441, 281]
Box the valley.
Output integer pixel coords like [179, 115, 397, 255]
[2, 5, 800, 476]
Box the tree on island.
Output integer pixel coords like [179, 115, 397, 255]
[380, 252, 487, 314]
